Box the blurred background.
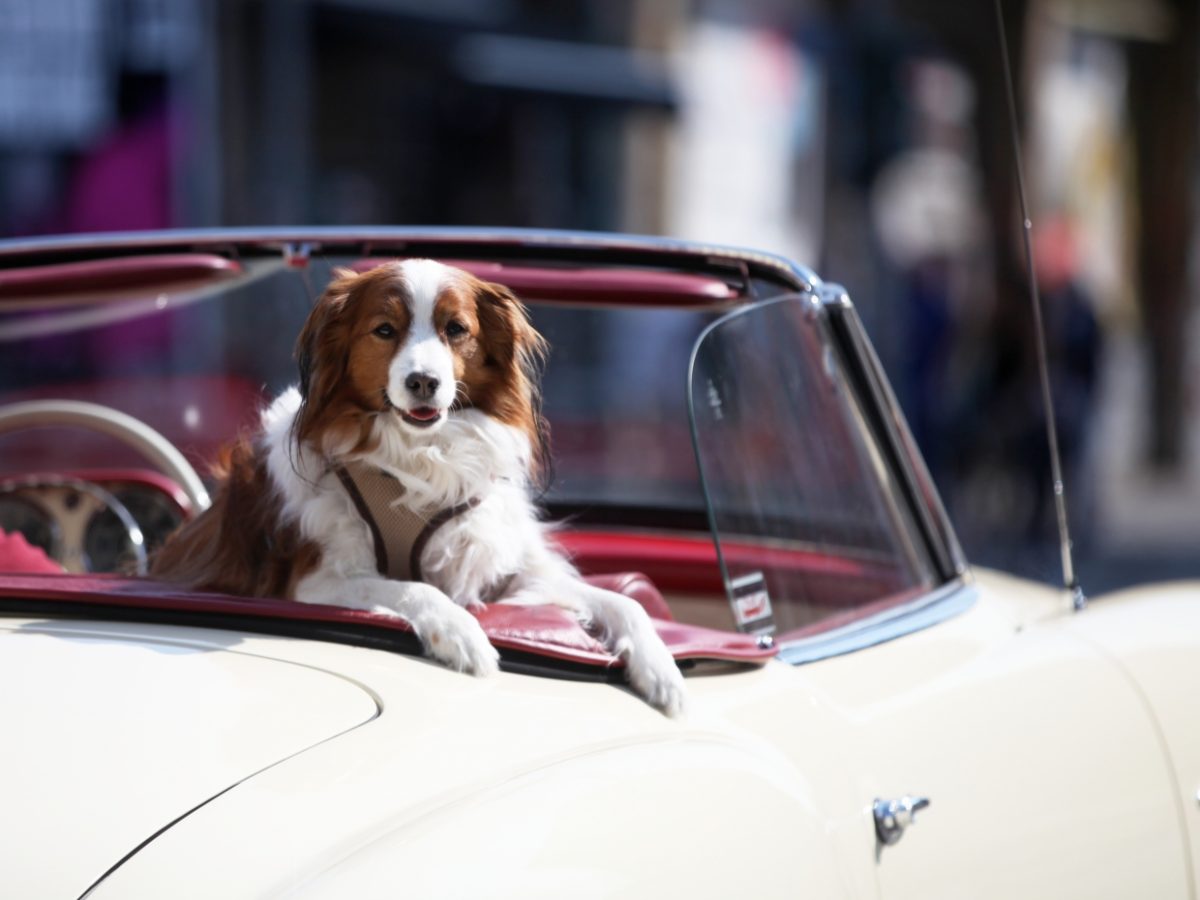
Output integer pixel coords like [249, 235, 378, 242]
[0, 0, 1196, 592]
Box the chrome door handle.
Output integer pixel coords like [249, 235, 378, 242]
[873, 795, 931, 846]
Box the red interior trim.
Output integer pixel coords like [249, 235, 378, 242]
[0, 254, 243, 300]
[555, 530, 895, 596]
[0, 574, 776, 667]
[351, 258, 738, 306]
[555, 531, 725, 594]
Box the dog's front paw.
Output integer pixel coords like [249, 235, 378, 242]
[396, 584, 501, 677]
[625, 643, 688, 718]
[422, 601, 501, 677]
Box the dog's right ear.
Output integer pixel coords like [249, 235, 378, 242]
[295, 268, 357, 398]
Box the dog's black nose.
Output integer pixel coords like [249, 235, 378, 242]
[405, 372, 440, 400]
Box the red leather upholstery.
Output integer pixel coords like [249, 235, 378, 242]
[0, 531, 64, 574]
[583, 571, 673, 620]
[0, 254, 242, 300]
[351, 259, 739, 306]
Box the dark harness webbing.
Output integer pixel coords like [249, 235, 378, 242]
[332, 461, 478, 582]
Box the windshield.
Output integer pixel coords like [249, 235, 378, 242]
[689, 295, 937, 641]
[0, 253, 720, 518]
[0, 245, 947, 644]
[536, 303, 715, 511]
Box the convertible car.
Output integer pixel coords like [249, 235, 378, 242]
[0, 229, 1196, 899]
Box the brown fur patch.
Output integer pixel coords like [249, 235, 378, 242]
[448, 273, 550, 481]
[293, 265, 414, 458]
[149, 437, 322, 597]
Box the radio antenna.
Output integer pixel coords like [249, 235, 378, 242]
[993, 0, 1086, 610]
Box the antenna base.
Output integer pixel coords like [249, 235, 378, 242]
[1070, 584, 1087, 612]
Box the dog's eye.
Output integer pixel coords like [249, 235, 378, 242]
[373, 323, 397, 339]
[445, 320, 467, 338]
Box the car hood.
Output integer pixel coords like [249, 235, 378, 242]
[0, 619, 378, 900]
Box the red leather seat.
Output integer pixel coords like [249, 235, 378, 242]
[583, 571, 673, 621]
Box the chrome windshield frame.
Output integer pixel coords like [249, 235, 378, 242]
[817, 283, 967, 581]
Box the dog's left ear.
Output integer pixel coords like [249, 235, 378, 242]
[476, 281, 548, 376]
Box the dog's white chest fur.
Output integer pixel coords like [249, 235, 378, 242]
[263, 388, 546, 606]
[418, 483, 538, 604]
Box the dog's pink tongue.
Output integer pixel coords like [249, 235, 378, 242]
[407, 407, 439, 421]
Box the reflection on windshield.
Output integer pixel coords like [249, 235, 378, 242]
[689, 295, 936, 639]
[535, 305, 717, 512]
[0, 255, 720, 517]
[0, 261, 311, 476]
[0, 258, 283, 343]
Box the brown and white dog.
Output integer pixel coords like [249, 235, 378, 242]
[151, 260, 686, 715]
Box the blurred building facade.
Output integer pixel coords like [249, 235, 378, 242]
[0, 0, 1196, 589]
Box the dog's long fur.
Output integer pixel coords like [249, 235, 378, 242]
[151, 260, 686, 715]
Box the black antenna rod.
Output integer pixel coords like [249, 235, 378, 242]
[993, 0, 1086, 610]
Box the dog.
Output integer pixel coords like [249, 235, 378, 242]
[151, 260, 687, 715]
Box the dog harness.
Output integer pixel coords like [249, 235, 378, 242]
[332, 461, 479, 582]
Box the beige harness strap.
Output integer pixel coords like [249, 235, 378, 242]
[333, 462, 478, 582]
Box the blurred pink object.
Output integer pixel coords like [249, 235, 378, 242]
[1034, 216, 1080, 293]
[0, 530, 63, 574]
[64, 105, 172, 233]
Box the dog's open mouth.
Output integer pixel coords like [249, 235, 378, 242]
[400, 406, 442, 428]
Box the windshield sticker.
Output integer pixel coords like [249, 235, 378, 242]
[730, 571, 775, 636]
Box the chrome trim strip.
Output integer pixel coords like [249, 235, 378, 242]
[873, 795, 932, 846]
[818, 285, 968, 579]
[777, 579, 977, 666]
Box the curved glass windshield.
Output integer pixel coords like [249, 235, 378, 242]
[688, 295, 937, 641]
[532, 304, 717, 512]
[0, 252, 720, 519]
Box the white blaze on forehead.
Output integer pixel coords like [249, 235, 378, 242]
[388, 258, 460, 416]
[400, 258, 452, 326]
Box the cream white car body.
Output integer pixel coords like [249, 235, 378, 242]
[0, 230, 1197, 899]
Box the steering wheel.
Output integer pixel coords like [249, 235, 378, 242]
[0, 400, 211, 574]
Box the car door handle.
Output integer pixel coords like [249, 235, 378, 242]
[873, 795, 931, 846]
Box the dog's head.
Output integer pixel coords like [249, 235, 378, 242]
[294, 260, 548, 474]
